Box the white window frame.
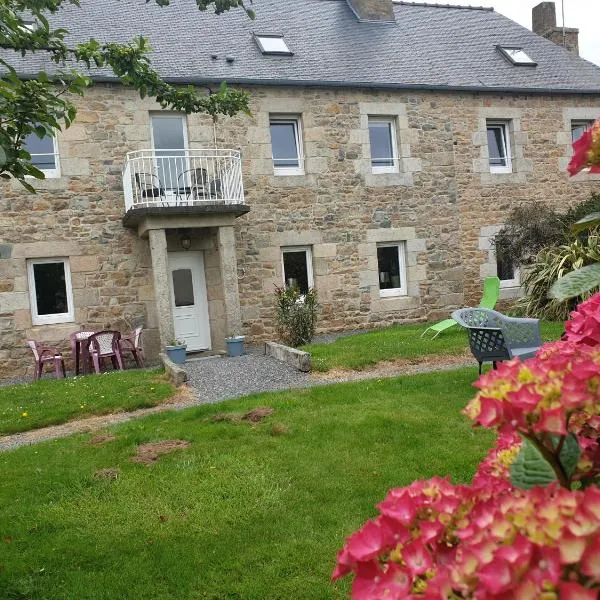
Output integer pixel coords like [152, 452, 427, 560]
[25, 134, 61, 178]
[571, 119, 594, 143]
[269, 116, 304, 176]
[281, 246, 314, 292]
[377, 243, 407, 298]
[254, 34, 293, 56]
[27, 258, 74, 326]
[368, 117, 399, 174]
[487, 121, 512, 174]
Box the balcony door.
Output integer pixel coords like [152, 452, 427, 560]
[168, 251, 211, 352]
[151, 114, 189, 199]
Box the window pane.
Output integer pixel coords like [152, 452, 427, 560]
[572, 121, 593, 143]
[33, 262, 68, 315]
[497, 257, 515, 282]
[377, 246, 402, 290]
[151, 116, 187, 189]
[369, 121, 394, 167]
[283, 251, 309, 294]
[23, 132, 55, 170]
[172, 269, 195, 307]
[257, 36, 291, 54]
[270, 122, 299, 168]
[487, 126, 507, 166]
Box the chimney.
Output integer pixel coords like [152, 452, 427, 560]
[532, 2, 579, 55]
[346, 0, 395, 23]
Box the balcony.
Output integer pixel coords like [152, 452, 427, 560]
[122, 149, 249, 232]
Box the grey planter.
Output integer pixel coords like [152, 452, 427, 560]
[225, 336, 245, 357]
[165, 344, 187, 365]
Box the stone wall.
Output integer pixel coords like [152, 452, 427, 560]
[1, 83, 599, 378]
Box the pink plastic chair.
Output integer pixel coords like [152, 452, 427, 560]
[119, 325, 145, 368]
[86, 331, 125, 374]
[26, 341, 66, 381]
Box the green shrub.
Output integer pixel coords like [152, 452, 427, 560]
[517, 229, 600, 320]
[275, 286, 318, 347]
[493, 194, 600, 269]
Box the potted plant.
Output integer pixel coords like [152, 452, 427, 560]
[225, 331, 245, 357]
[165, 339, 187, 365]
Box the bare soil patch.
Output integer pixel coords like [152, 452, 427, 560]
[130, 440, 191, 465]
[312, 351, 473, 382]
[94, 467, 121, 480]
[88, 433, 118, 446]
[212, 407, 274, 424]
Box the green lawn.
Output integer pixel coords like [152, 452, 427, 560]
[304, 321, 565, 372]
[0, 369, 493, 600]
[0, 370, 175, 435]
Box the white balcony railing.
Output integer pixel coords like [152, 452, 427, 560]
[122, 149, 245, 212]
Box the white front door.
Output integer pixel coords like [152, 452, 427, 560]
[168, 251, 211, 352]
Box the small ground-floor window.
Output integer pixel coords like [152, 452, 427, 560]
[281, 247, 313, 294]
[377, 243, 407, 297]
[27, 258, 74, 325]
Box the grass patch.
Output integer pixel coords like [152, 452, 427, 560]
[304, 321, 565, 372]
[0, 370, 175, 435]
[0, 369, 493, 599]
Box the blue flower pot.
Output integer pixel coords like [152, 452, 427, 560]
[165, 344, 186, 365]
[225, 336, 245, 357]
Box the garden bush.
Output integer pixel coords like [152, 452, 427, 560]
[516, 229, 600, 320]
[275, 285, 318, 347]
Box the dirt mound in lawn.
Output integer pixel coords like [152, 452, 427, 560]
[131, 440, 191, 465]
[212, 407, 274, 424]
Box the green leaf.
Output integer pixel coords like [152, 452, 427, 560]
[557, 434, 581, 478]
[571, 212, 600, 234]
[510, 437, 557, 490]
[549, 263, 600, 301]
[0, 145, 6, 167]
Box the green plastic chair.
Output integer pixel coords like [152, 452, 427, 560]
[421, 276, 500, 338]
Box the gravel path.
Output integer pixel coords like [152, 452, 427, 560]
[0, 350, 475, 452]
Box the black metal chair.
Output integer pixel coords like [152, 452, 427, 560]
[176, 167, 223, 202]
[134, 172, 166, 203]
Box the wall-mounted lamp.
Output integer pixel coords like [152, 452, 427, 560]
[180, 234, 192, 251]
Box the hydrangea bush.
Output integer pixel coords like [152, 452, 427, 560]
[333, 295, 600, 598]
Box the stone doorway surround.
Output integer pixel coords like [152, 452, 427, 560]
[123, 205, 248, 352]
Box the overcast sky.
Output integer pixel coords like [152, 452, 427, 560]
[424, 1, 600, 66]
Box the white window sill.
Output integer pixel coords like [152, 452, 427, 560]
[273, 167, 305, 177]
[489, 165, 513, 174]
[31, 314, 74, 326]
[371, 165, 399, 174]
[26, 170, 61, 179]
[499, 280, 520, 289]
[379, 288, 408, 298]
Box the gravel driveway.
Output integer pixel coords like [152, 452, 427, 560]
[184, 351, 312, 404]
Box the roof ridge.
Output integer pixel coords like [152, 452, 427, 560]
[394, 1, 494, 11]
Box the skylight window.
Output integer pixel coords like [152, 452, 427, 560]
[497, 46, 537, 66]
[254, 35, 293, 56]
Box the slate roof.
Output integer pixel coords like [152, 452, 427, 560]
[8, 0, 600, 93]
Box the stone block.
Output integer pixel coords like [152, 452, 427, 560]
[12, 241, 79, 259]
[0, 292, 29, 313]
[70, 254, 99, 272]
[159, 352, 188, 387]
[73, 287, 100, 306]
[366, 228, 416, 243]
[0, 244, 12, 259]
[258, 246, 280, 262]
[61, 158, 90, 177]
[14, 309, 32, 330]
[25, 323, 78, 342]
[313, 243, 337, 259]
[406, 238, 426, 252]
[264, 341, 311, 372]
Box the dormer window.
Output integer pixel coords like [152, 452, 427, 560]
[497, 46, 537, 66]
[254, 35, 293, 56]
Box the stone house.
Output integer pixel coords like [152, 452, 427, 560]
[2, 0, 600, 378]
